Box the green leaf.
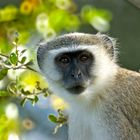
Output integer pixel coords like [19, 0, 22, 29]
[28, 97, 37, 106]
[49, 10, 80, 32]
[34, 95, 39, 103]
[4, 60, 11, 66]
[27, 98, 34, 102]
[10, 52, 18, 65]
[44, 92, 49, 97]
[7, 81, 18, 94]
[20, 98, 27, 106]
[15, 37, 19, 44]
[0, 68, 8, 80]
[0, 90, 10, 97]
[21, 89, 31, 95]
[35, 81, 41, 90]
[21, 49, 27, 55]
[81, 6, 112, 23]
[48, 114, 58, 123]
[20, 56, 26, 64]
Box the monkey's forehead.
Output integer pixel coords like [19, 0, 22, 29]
[37, 33, 101, 69]
[37, 32, 116, 70]
[38, 33, 102, 51]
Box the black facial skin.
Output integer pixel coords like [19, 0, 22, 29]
[55, 50, 94, 94]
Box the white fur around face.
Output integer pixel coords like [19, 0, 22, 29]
[41, 51, 62, 81]
[41, 44, 118, 104]
[68, 104, 116, 140]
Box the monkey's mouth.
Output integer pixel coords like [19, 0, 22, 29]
[67, 85, 86, 94]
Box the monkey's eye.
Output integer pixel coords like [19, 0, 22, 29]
[79, 54, 89, 63]
[56, 55, 70, 66]
[60, 57, 70, 63]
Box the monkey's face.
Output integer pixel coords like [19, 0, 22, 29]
[54, 50, 94, 94]
[37, 33, 118, 99]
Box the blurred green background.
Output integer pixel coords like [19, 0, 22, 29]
[0, 0, 140, 140]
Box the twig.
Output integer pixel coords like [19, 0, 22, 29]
[0, 53, 38, 72]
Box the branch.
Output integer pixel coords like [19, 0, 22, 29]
[128, 0, 140, 8]
[0, 53, 38, 73]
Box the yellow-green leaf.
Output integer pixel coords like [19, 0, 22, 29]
[20, 98, 27, 106]
[0, 68, 8, 80]
[10, 53, 18, 65]
[21, 56, 26, 64]
[48, 114, 58, 123]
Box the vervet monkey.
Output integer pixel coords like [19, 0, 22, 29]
[37, 33, 140, 140]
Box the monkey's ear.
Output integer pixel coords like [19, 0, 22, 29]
[97, 33, 117, 59]
[37, 44, 46, 70]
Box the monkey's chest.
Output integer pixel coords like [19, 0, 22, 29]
[68, 109, 113, 140]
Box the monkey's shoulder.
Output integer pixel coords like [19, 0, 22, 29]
[109, 67, 140, 124]
[101, 68, 140, 136]
[112, 67, 140, 102]
[115, 67, 140, 88]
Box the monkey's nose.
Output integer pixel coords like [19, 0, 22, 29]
[71, 70, 82, 80]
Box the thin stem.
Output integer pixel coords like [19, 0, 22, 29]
[26, 66, 38, 72]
